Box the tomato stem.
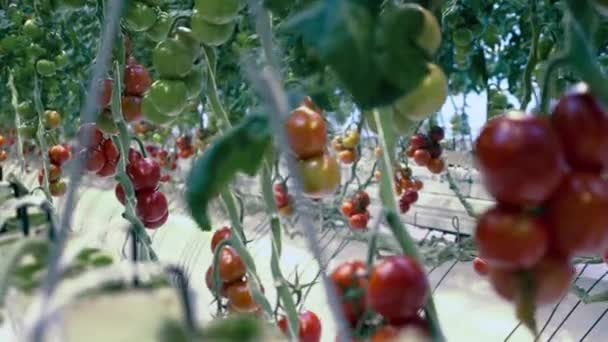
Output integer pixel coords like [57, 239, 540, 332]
[33, 73, 53, 203]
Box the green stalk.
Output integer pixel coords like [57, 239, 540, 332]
[33, 74, 53, 202]
[7, 70, 26, 175]
[373, 108, 445, 342]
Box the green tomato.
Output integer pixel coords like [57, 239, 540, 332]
[54, 51, 69, 69]
[483, 24, 501, 46]
[537, 35, 554, 61]
[124, 2, 157, 32]
[96, 110, 118, 134]
[174, 26, 203, 61]
[489, 89, 509, 109]
[152, 133, 163, 143]
[1, 36, 25, 52]
[17, 101, 37, 120]
[26, 43, 47, 59]
[452, 28, 473, 47]
[194, 0, 241, 24]
[152, 38, 193, 79]
[18, 124, 38, 139]
[191, 10, 236, 46]
[36, 59, 57, 77]
[184, 66, 205, 99]
[146, 12, 172, 42]
[146, 79, 189, 117]
[142, 95, 175, 125]
[393, 63, 448, 121]
[23, 19, 44, 40]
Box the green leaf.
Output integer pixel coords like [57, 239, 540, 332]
[185, 114, 272, 231]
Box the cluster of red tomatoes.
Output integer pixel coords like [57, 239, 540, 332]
[205, 227, 262, 314]
[333, 130, 360, 165]
[273, 183, 294, 216]
[176, 135, 196, 159]
[98, 55, 152, 131]
[79, 124, 120, 177]
[331, 256, 430, 341]
[38, 144, 71, 196]
[144, 145, 175, 182]
[341, 191, 371, 230]
[394, 167, 424, 196]
[285, 97, 341, 199]
[474, 84, 608, 306]
[398, 188, 419, 214]
[406, 126, 445, 174]
[115, 148, 168, 229]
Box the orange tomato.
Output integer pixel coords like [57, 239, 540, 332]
[285, 106, 327, 160]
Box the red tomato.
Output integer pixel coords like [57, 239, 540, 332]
[429, 126, 445, 142]
[218, 246, 246, 283]
[78, 123, 104, 148]
[488, 255, 573, 305]
[121, 95, 143, 122]
[38, 164, 62, 185]
[176, 136, 192, 150]
[211, 226, 232, 252]
[127, 157, 161, 191]
[472, 257, 489, 276]
[85, 148, 106, 173]
[143, 209, 169, 229]
[427, 158, 444, 174]
[275, 191, 290, 208]
[0, 135, 5, 147]
[205, 266, 228, 297]
[349, 212, 369, 230]
[552, 85, 608, 171]
[354, 191, 371, 209]
[226, 279, 260, 313]
[96, 160, 117, 177]
[298, 154, 341, 198]
[101, 139, 119, 164]
[124, 61, 152, 96]
[115, 184, 126, 205]
[128, 148, 143, 164]
[401, 189, 419, 205]
[475, 206, 549, 269]
[48, 145, 71, 166]
[410, 134, 427, 149]
[277, 310, 322, 342]
[367, 255, 428, 325]
[285, 106, 327, 159]
[546, 171, 608, 255]
[330, 260, 368, 326]
[341, 201, 356, 217]
[99, 78, 113, 108]
[413, 149, 431, 166]
[136, 190, 168, 223]
[273, 183, 286, 194]
[475, 112, 567, 207]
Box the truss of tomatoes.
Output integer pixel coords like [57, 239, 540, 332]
[38, 143, 72, 196]
[205, 227, 263, 315]
[406, 126, 445, 175]
[285, 97, 341, 199]
[330, 256, 431, 340]
[474, 83, 608, 310]
[333, 130, 360, 165]
[341, 191, 371, 230]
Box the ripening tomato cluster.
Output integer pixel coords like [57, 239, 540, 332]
[273, 183, 294, 216]
[394, 167, 424, 196]
[205, 227, 262, 314]
[330, 256, 431, 341]
[406, 126, 445, 174]
[286, 97, 341, 199]
[97, 55, 152, 132]
[333, 130, 360, 165]
[115, 148, 168, 229]
[0, 134, 9, 162]
[341, 191, 371, 230]
[38, 144, 71, 196]
[176, 135, 196, 159]
[474, 84, 608, 306]
[145, 145, 178, 172]
[277, 310, 322, 342]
